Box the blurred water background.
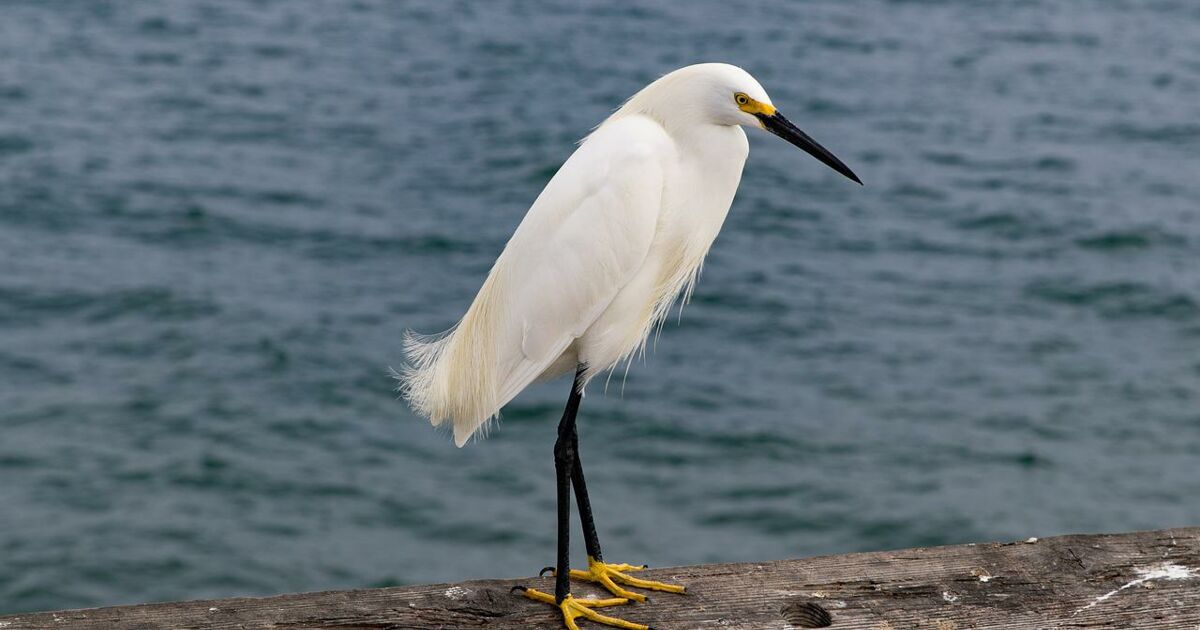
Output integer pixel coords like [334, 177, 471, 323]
[2, 0, 1199, 615]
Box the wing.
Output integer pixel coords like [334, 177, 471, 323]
[399, 115, 673, 446]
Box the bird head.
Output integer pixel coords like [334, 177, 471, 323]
[624, 63, 862, 185]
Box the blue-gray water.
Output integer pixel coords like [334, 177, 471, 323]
[2, 0, 1199, 616]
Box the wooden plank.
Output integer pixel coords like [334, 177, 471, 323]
[2, 527, 1198, 629]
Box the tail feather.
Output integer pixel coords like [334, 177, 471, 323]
[395, 271, 511, 447]
[394, 328, 455, 428]
[395, 327, 497, 447]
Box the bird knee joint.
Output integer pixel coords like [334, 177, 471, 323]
[553, 440, 574, 463]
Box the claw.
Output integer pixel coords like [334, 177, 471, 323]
[569, 557, 687, 601]
[540, 566, 557, 577]
[517, 588, 645, 630]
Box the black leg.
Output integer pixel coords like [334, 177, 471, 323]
[571, 418, 604, 562]
[552, 365, 586, 604]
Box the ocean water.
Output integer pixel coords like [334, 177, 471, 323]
[2, 0, 1199, 616]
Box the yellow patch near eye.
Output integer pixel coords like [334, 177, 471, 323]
[735, 94, 776, 117]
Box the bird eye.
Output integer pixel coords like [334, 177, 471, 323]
[734, 93, 749, 106]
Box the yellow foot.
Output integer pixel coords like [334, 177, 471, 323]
[545, 556, 687, 602]
[514, 587, 651, 630]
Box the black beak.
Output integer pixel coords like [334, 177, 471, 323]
[756, 111, 862, 185]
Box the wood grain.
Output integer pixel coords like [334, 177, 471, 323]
[3, 527, 1197, 629]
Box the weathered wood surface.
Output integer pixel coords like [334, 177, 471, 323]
[3, 527, 1198, 629]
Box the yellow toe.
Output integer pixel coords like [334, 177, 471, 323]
[572, 556, 688, 599]
[517, 589, 648, 630]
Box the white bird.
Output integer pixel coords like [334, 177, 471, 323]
[398, 63, 860, 630]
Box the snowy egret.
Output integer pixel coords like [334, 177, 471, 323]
[397, 63, 860, 629]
